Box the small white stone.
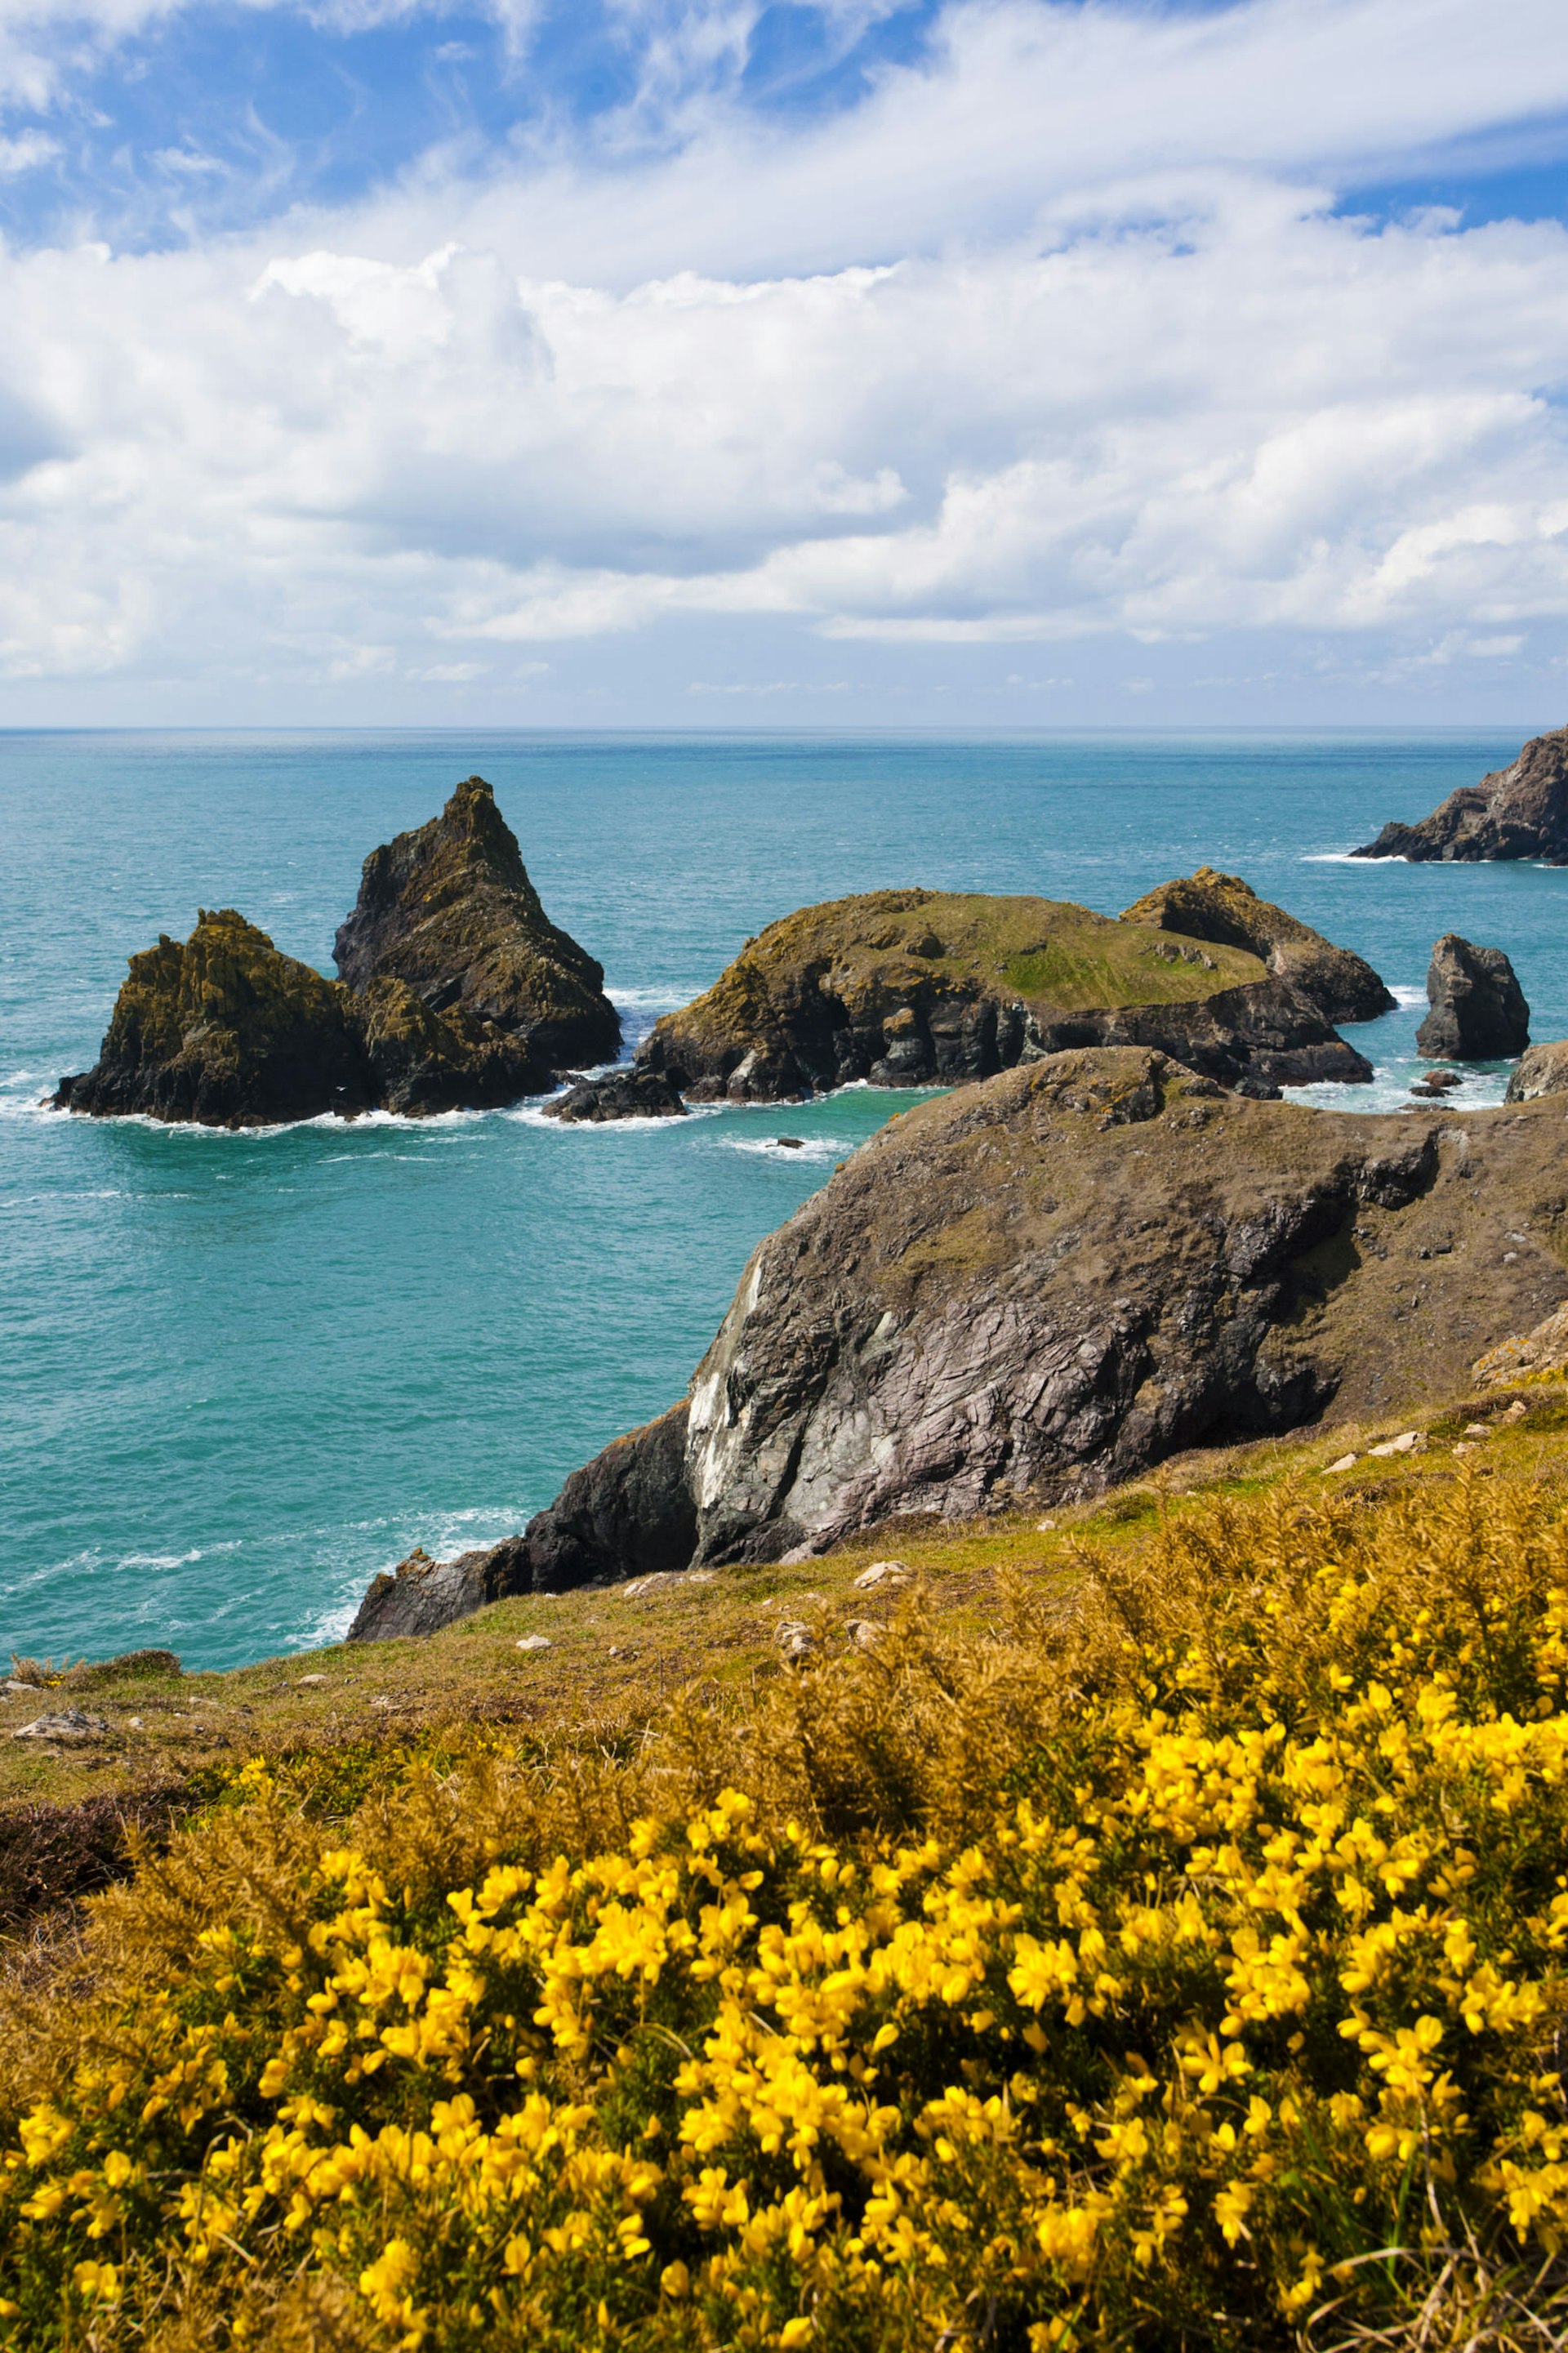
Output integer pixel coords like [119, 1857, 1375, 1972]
[515, 1634, 553, 1653]
[1036, 1518, 1058, 1532]
[1500, 1398, 1529, 1424]
[1463, 1424, 1491, 1439]
[296, 1673, 328, 1687]
[1325, 1454, 1357, 1473]
[1368, 1431, 1419, 1458]
[853, 1561, 913, 1590]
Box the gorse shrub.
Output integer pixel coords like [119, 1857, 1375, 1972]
[4, 1473, 1568, 2351]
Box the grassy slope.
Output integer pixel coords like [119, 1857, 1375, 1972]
[7, 1370, 1565, 1828]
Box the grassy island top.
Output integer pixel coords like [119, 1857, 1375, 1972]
[679, 888, 1267, 1023]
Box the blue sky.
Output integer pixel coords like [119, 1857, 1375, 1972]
[1, 0, 1567, 724]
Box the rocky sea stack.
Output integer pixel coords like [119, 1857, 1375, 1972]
[1416, 934, 1530, 1059]
[335, 776, 619, 1069]
[354, 1043, 1568, 1633]
[636, 885, 1375, 1104]
[1352, 724, 1568, 862]
[56, 778, 616, 1126]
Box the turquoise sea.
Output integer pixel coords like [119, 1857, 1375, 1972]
[5, 729, 1568, 1671]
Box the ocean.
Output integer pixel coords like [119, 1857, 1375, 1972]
[4, 729, 1566, 1671]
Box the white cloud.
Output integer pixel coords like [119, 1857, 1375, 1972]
[2, 0, 1568, 712]
[0, 126, 56, 170]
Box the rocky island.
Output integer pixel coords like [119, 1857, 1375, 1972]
[55, 778, 618, 1125]
[1415, 934, 1530, 1059]
[635, 882, 1376, 1104]
[1352, 722, 1568, 861]
[354, 1039, 1568, 1633]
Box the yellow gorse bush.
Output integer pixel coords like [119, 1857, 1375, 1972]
[5, 1473, 1568, 2349]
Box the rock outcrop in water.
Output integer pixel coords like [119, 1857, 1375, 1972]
[543, 1069, 688, 1124]
[1352, 726, 1568, 862]
[636, 889, 1372, 1103]
[335, 777, 620, 1069]
[1120, 867, 1393, 1024]
[57, 778, 617, 1126]
[54, 911, 375, 1126]
[351, 1045, 1568, 1630]
[1415, 935, 1530, 1060]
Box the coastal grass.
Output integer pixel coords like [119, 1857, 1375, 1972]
[7, 1382, 1568, 1834]
[6, 1386, 1568, 2346]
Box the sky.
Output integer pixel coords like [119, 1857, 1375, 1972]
[1, 0, 1568, 726]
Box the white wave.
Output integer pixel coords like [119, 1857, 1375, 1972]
[1392, 985, 1428, 1009]
[1302, 849, 1404, 863]
[606, 985, 686, 1013]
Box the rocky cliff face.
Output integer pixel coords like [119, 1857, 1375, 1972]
[1352, 726, 1568, 862]
[1416, 935, 1530, 1060]
[636, 888, 1370, 1103]
[352, 1045, 1568, 1633]
[1506, 1039, 1568, 1103]
[335, 777, 620, 1068]
[1120, 867, 1393, 1023]
[54, 911, 375, 1126]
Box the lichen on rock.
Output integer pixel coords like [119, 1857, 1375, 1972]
[54, 909, 374, 1127]
[1120, 865, 1393, 1023]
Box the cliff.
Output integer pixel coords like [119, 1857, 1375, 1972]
[53, 910, 374, 1126]
[1352, 724, 1568, 862]
[335, 776, 620, 1067]
[354, 1043, 1568, 1632]
[636, 887, 1371, 1102]
[1120, 865, 1393, 1022]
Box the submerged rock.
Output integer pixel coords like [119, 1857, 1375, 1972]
[353, 1045, 1568, 1633]
[542, 1068, 688, 1123]
[636, 887, 1370, 1103]
[1506, 1038, 1568, 1103]
[1415, 935, 1530, 1059]
[1352, 725, 1568, 862]
[335, 776, 620, 1069]
[54, 910, 374, 1126]
[1120, 867, 1393, 1023]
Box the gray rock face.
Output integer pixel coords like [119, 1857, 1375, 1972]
[543, 1069, 688, 1123]
[1415, 935, 1530, 1059]
[351, 1045, 1568, 1637]
[1506, 1039, 1568, 1103]
[1352, 725, 1568, 862]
